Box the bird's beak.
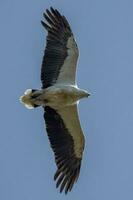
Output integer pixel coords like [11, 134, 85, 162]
[84, 91, 91, 98]
[87, 92, 91, 97]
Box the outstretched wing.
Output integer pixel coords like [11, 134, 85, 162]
[41, 7, 79, 88]
[44, 104, 85, 194]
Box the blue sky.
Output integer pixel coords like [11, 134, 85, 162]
[0, 0, 133, 199]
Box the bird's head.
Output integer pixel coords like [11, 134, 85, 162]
[83, 91, 91, 98]
[78, 90, 91, 99]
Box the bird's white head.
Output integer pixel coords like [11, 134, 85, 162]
[77, 89, 91, 99]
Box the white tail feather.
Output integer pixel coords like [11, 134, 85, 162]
[19, 89, 35, 109]
[24, 89, 32, 95]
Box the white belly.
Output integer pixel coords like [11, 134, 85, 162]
[41, 85, 80, 108]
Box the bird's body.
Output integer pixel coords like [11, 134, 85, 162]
[20, 7, 90, 194]
[20, 85, 89, 108]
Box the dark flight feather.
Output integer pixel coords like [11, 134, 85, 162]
[44, 106, 82, 194]
[41, 7, 73, 88]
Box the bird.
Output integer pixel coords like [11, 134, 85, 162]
[20, 7, 90, 194]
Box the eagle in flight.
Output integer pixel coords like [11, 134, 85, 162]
[20, 7, 90, 194]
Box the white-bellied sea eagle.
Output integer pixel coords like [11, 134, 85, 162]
[20, 7, 90, 194]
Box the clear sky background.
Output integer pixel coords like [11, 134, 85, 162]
[0, 0, 133, 199]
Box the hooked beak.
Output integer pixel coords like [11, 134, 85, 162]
[87, 92, 91, 97]
[84, 91, 91, 98]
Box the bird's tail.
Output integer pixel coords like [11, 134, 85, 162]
[19, 89, 40, 109]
